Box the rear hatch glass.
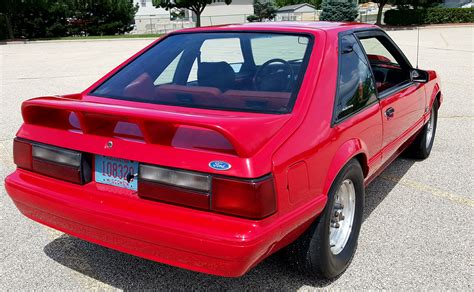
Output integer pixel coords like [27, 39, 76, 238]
[91, 32, 313, 114]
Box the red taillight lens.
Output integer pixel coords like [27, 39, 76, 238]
[13, 139, 33, 169]
[32, 158, 84, 184]
[211, 176, 277, 219]
[12, 138, 91, 184]
[137, 163, 277, 219]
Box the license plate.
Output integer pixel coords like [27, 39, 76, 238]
[95, 155, 138, 191]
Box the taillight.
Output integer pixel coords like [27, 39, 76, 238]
[211, 176, 276, 219]
[138, 164, 211, 210]
[13, 138, 91, 184]
[13, 139, 33, 169]
[138, 163, 277, 219]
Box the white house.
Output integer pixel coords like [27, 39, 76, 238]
[275, 3, 319, 21]
[193, 0, 255, 26]
[132, 0, 171, 34]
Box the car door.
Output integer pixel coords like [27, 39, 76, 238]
[355, 31, 426, 162]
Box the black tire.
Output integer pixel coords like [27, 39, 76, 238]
[285, 159, 365, 279]
[406, 99, 438, 159]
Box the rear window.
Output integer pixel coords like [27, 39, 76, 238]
[91, 32, 313, 114]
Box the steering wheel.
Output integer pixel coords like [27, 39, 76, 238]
[254, 58, 295, 92]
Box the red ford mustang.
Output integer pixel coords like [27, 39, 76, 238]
[5, 22, 441, 279]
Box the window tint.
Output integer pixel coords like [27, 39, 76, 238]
[188, 38, 244, 82]
[251, 35, 308, 65]
[154, 52, 183, 85]
[335, 34, 377, 121]
[200, 38, 244, 64]
[91, 33, 312, 114]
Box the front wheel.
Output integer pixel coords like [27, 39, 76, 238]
[286, 159, 365, 279]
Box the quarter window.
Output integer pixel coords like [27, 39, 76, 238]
[154, 52, 183, 85]
[335, 34, 377, 121]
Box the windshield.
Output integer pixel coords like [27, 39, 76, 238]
[91, 32, 313, 114]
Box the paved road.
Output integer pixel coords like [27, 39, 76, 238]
[1, 26, 473, 290]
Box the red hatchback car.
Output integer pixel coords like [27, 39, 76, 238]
[5, 22, 441, 279]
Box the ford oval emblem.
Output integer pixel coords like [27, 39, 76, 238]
[209, 161, 232, 171]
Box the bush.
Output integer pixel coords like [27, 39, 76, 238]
[320, 1, 359, 22]
[384, 8, 474, 26]
[0, 17, 8, 40]
[425, 8, 474, 24]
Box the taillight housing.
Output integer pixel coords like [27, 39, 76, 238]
[138, 163, 277, 219]
[211, 176, 276, 219]
[13, 138, 277, 219]
[13, 138, 91, 184]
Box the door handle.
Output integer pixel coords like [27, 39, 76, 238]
[385, 107, 395, 119]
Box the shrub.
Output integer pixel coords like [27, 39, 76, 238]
[384, 8, 474, 26]
[320, 0, 359, 22]
[0, 17, 8, 40]
[425, 8, 474, 24]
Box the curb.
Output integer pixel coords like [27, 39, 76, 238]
[0, 37, 159, 45]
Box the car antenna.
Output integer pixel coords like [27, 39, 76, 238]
[416, 27, 420, 69]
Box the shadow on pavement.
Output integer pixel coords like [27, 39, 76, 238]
[43, 158, 415, 290]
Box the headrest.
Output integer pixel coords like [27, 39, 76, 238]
[198, 62, 235, 92]
[123, 73, 155, 100]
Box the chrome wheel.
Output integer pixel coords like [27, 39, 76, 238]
[426, 107, 435, 149]
[329, 179, 356, 255]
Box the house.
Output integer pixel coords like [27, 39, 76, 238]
[132, 0, 171, 34]
[275, 3, 319, 21]
[190, 0, 255, 26]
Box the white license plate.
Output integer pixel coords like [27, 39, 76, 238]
[95, 155, 138, 191]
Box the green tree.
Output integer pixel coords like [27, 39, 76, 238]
[371, 0, 390, 25]
[395, 0, 443, 9]
[274, 0, 322, 9]
[364, 0, 443, 25]
[247, 0, 277, 22]
[0, 0, 17, 39]
[2, 0, 72, 39]
[153, 0, 232, 27]
[69, 0, 138, 36]
[0, 0, 138, 39]
[320, 0, 358, 22]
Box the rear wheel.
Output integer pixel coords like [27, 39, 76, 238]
[286, 159, 365, 279]
[406, 99, 438, 159]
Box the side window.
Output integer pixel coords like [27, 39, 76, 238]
[335, 34, 377, 121]
[358, 36, 410, 93]
[359, 37, 398, 65]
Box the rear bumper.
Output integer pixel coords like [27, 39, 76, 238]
[5, 170, 292, 277]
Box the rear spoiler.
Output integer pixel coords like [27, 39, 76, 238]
[21, 96, 290, 157]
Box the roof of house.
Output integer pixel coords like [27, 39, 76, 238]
[277, 3, 316, 13]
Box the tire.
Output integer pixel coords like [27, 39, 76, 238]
[406, 99, 438, 159]
[285, 159, 365, 279]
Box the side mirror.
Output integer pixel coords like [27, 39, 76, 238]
[410, 69, 429, 83]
